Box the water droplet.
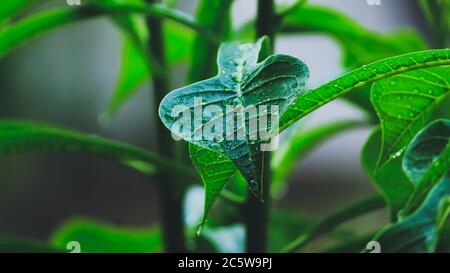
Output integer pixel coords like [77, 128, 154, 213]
[232, 72, 242, 82]
[390, 80, 397, 86]
[249, 180, 257, 189]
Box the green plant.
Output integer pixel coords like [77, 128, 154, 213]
[0, 0, 449, 253]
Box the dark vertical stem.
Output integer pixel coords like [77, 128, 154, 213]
[256, 0, 276, 48]
[244, 0, 276, 253]
[146, 0, 186, 252]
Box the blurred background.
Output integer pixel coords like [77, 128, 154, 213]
[0, 0, 432, 244]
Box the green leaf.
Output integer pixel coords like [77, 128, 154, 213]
[372, 66, 450, 168]
[361, 127, 414, 219]
[271, 120, 365, 197]
[0, 120, 195, 180]
[51, 218, 162, 253]
[403, 119, 450, 214]
[0, 1, 216, 59]
[368, 174, 450, 253]
[159, 39, 309, 199]
[280, 49, 450, 131]
[368, 120, 450, 252]
[188, 0, 233, 83]
[189, 144, 236, 231]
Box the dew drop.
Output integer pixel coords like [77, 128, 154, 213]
[232, 97, 241, 106]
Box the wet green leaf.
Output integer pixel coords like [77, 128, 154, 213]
[403, 119, 450, 214]
[361, 127, 414, 219]
[51, 218, 162, 253]
[368, 174, 449, 253]
[372, 66, 450, 168]
[159, 39, 309, 199]
[189, 144, 236, 230]
[368, 120, 450, 253]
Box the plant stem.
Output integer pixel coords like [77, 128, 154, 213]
[244, 0, 276, 253]
[146, 0, 186, 252]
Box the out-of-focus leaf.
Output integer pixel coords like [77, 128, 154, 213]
[268, 209, 313, 252]
[280, 49, 450, 131]
[368, 174, 450, 253]
[188, 0, 233, 83]
[0, 0, 38, 23]
[0, 1, 216, 59]
[51, 218, 162, 253]
[271, 120, 364, 197]
[437, 218, 450, 252]
[282, 195, 385, 253]
[361, 127, 414, 219]
[0, 7, 97, 58]
[371, 66, 450, 169]
[160, 39, 309, 200]
[402, 119, 450, 214]
[103, 21, 194, 119]
[0, 236, 62, 253]
[0, 120, 196, 180]
[279, 5, 427, 68]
